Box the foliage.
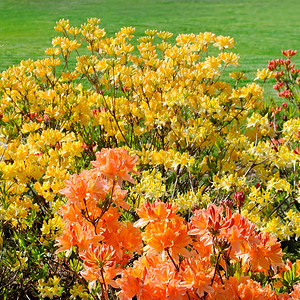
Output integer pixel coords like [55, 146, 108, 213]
[0, 18, 300, 298]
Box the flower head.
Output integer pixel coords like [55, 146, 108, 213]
[135, 200, 180, 228]
[91, 148, 139, 185]
[80, 243, 116, 270]
[143, 218, 191, 258]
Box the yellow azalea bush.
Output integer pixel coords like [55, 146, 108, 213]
[0, 17, 299, 298]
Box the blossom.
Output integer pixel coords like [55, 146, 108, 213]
[291, 282, 300, 299]
[232, 191, 245, 208]
[117, 253, 188, 300]
[225, 213, 258, 256]
[207, 276, 277, 299]
[142, 218, 191, 258]
[189, 204, 234, 241]
[214, 35, 234, 50]
[282, 49, 297, 58]
[101, 220, 142, 265]
[59, 169, 112, 211]
[91, 148, 139, 185]
[239, 231, 283, 272]
[80, 243, 116, 269]
[134, 200, 180, 228]
[55, 219, 103, 255]
[180, 257, 214, 298]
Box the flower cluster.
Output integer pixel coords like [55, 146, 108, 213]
[266, 50, 300, 106]
[55, 148, 142, 294]
[57, 171, 299, 298]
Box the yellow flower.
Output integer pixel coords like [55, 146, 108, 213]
[54, 18, 70, 32]
[229, 71, 247, 80]
[70, 283, 89, 300]
[255, 68, 274, 80]
[214, 35, 234, 50]
[157, 31, 173, 40]
[130, 169, 168, 204]
[218, 52, 239, 66]
[37, 276, 63, 299]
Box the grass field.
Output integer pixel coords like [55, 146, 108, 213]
[0, 0, 300, 96]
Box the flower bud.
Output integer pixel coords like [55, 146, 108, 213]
[232, 191, 245, 207]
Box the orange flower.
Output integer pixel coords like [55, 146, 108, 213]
[96, 206, 121, 236]
[190, 237, 213, 259]
[116, 255, 151, 299]
[117, 253, 188, 300]
[208, 276, 277, 299]
[91, 148, 139, 185]
[180, 257, 214, 298]
[239, 232, 283, 272]
[59, 172, 89, 206]
[116, 221, 142, 254]
[189, 204, 234, 245]
[146, 261, 188, 299]
[258, 232, 283, 268]
[117, 268, 147, 300]
[111, 184, 130, 210]
[60, 169, 112, 212]
[142, 218, 191, 258]
[80, 243, 116, 269]
[290, 283, 300, 300]
[81, 262, 122, 290]
[80, 265, 98, 290]
[135, 200, 180, 228]
[55, 219, 103, 255]
[277, 293, 292, 299]
[224, 213, 259, 257]
[58, 202, 84, 224]
[80, 244, 121, 290]
[101, 221, 142, 266]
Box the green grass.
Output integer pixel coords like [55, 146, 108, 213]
[0, 0, 300, 97]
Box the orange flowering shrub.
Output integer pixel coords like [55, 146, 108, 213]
[55, 152, 300, 299]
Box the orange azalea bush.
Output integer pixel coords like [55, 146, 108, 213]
[0, 17, 300, 298]
[55, 147, 299, 299]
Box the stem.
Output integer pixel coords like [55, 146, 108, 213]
[294, 160, 297, 188]
[109, 285, 117, 300]
[186, 291, 192, 300]
[244, 157, 269, 177]
[171, 164, 181, 200]
[187, 165, 195, 194]
[269, 194, 290, 218]
[100, 268, 108, 300]
[99, 180, 116, 219]
[166, 248, 179, 272]
[210, 251, 221, 286]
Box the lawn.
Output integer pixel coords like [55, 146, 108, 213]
[0, 0, 300, 93]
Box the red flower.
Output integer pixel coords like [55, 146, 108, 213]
[35, 115, 43, 123]
[92, 108, 100, 115]
[282, 49, 297, 58]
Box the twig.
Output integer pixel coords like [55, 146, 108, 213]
[269, 194, 290, 218]
[166, 248, 179, 272]
[187, 164, 195, 194]
[171, 164, 181, 200]
[210, 251, 221, 286]
[244, 157, 269, 177]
